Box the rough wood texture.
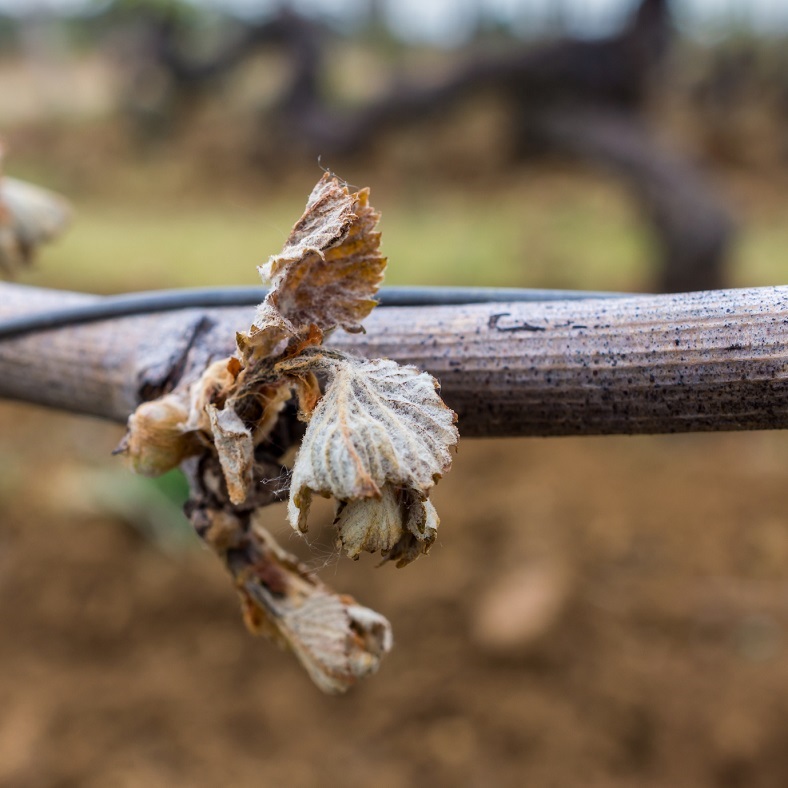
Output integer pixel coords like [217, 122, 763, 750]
[0, 283, 786, 437]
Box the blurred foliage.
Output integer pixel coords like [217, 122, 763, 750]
[0, 0, 783, 294]
[16, 175, 648, 294]
[91, 0, 196, 14]
[9, 161, 785, 298]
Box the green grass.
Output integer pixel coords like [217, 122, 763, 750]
[23, 201, 300, 293]
[17, 171, 787, 295]
[734, 220, 788, 289]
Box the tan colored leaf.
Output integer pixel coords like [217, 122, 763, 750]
[334, 484, 440, 567]
[277, 590, 392, 694]
[255, 173, 386, 334]
[386, 494, 440, 568]
[118, 393, 199, 477]
[207, 404, 254, 505]
[0, 175, 71, 275]
[334, 484, 403, 559]
[235, 312, 290, 366]
[237, 519, 393, 694]
[266, 174, 357, 278]
[185, 358, 239, 433]
[279, 351, 458, 538]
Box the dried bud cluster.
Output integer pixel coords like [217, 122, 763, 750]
[118, 173, 459, 692]
[280, 351, 456, 566]
[0, 147, 71, 276]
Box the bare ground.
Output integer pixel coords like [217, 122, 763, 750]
[2, 401, 788, 787]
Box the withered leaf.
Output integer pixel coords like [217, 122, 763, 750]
[254, 173, 385, 334]
[276, 591, 392, 695]
[237, 519, 393, 694]
[119, 393, 199, 477]
[235, 310, 290, 367]
[0, 175, 71, 275]
[386, 493, 440, 568]
[207, 404, 254, 506]
[335, 485, 441, 567]
[334, 483, 403, 559]
[119, 171, 457, 691]
[185, 359, 238, 434]
[279, 351, 458, 538]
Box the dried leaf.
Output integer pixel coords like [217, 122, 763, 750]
[275, 591, 392, 695]
[237, 520, 393, 694]
[207, 404, 254, 506]
[387, 494, 440, 568]
[235, 315, 290, 367]
[0, 175, 71, 275]
[280, 351, 458, 543]
[119, 394, 199, 477]
[335, 485, 441, 567]
[334, 484, 403, 559]
[185, 359, 239, 433]
[254, 174, 385, 334]
[119, 172, 457, 691]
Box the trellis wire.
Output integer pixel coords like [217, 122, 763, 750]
[0, 285, 633, 340]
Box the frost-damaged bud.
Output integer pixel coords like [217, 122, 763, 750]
[0, 145, 71, 276]
[118, 171, 459, 692]
[235, 520, 393, 694]
[279, 350, 458, 566]
[117, 394, 199, 476]
[334, 485, 441, 568]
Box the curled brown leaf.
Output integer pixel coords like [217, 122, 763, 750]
[207, 404, 254, 506]
[118, 393, 199, 477]
[0, 154, 71, 276]
[252, 173, 386, 336]
[235, 518, 393, 694]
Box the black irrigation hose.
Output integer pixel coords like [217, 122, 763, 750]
[0, 285, 634, 341]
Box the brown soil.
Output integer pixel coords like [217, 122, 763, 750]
[2, 402, 788, 788]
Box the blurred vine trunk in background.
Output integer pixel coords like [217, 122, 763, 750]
[114, 0, 732, 295]
[314, 0, 732, 294]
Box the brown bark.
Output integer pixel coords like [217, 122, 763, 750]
[1, 283, 786, 438]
